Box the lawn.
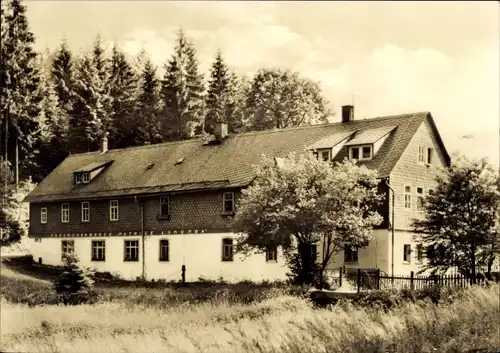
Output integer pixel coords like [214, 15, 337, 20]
[1, 263, 499, 353]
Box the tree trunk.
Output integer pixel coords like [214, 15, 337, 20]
[471, 249, 476, 285]
[15, 137, 19, 192]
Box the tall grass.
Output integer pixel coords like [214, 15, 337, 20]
[2, 284, 499, 353]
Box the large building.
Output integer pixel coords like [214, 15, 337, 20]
[24, 105, 450, 282]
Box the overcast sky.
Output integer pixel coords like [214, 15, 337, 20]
[26, 1, 499, 165]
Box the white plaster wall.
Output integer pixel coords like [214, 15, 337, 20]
[390, 230, 428, 276]
[27, 233, 289, 283]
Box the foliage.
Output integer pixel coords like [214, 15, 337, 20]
[246, 68, 333, 130]
[204, 49, 231, 134]
[52, 253, 97, 305]
[413, 154, 500, 279]
[233, 153, 383, 287]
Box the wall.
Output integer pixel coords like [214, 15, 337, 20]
[27, 232, 289, 283]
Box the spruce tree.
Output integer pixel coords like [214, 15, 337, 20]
[135, 57, 163, 145]
[51, 39, 74, 115]
[161, 29, 205, 140]
[0, 0, 43, 181]
[205, 49, 230, 135]
[107, 45, 138, 148]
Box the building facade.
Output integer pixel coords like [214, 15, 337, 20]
[25, 106, 451, 282]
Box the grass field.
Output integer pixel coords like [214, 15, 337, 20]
[1, 257, 500, 353]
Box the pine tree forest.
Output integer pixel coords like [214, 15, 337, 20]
[0, 0, 334, 189]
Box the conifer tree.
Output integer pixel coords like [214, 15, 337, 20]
[161, 29, 205, 140]
[0, 0, 43, 182]
[205, 49, 230, 135]
[107, 44, 139, 148]
[51, 39, 75, 114]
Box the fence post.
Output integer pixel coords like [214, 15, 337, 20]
[357, 268, 361, 294]
[376, 268, 380, 290]
[410, 271, 414, 290]
[181, 264, 186, 283]
[339, 267, 342, 288]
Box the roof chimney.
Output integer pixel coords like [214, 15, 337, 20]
[100, 132, 109, 153]
[341, 105, 354, 123]
[214, 122, 228, 140]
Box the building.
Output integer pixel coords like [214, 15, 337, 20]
[24, 105, 451, 282]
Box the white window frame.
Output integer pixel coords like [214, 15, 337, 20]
[40, 207, 47, 224]
[404, 185, 412, 209]
[265, 245, 278, 262]
[222, 238, 234, 262]
[75, 173, 82, 185]
[349, 145, 372, 161]
[82, 172, 90, 183]
[61, 240, 75, 260]
[160, 197, 169, 217]
[418, 145, 425, 164]
[318, 149, 331, 162]
[223, 192, 234, 213]
[91, 240, 106, 261]
[124, 239, 139, 262]
[416, 187, 425, 211]
[61, 203, 69, 223]
[403, 244, 412, 263]
[109, 200, 119, 221]
[81, 201, 90, 222]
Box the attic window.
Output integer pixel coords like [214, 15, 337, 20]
[318, 149, 331, 162]
[349, 145, 372, 161]
[174, 157, 185, 166]
[82, 172, 90, 183]
[75, 173, 82, 185]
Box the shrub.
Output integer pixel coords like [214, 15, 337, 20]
[52, 253, 97, 305]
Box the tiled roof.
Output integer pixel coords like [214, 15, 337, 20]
[24, 112, 449, 202]
[307, 131, 353, 150]
[344, 125, 397, 146]
[73, 161, 113, 173]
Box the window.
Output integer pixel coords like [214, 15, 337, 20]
[61, 240, 74, 260]
[40, 207, 47, 224]
[124, 240, 139, 261]
[266, 245, 278, 262]
[416, 244, 424, 263]
[61, 203, 69, 223]
[82, 172, 90, 183]
[426, 148, 433, 165]
[362, 146, 372, 159]
[75, 173, 82, 185]
[109, 200, 119, 221]
[319, 149, 331, 162]
[403, 244, 412, 263]
[159, 239, 169, 261]
[418, 146, 425, 164]
[416, 187, 424, 211]
[349, 145, 372, 161]
[81, 202, 90, 222]
[404, 186, 412, 209]
[344, 246, 358, 263]
[91, 240, 105, 261]
[223, 192, 234, 214]
[222, 238, 234, 261]
[160, 197, 169, 218]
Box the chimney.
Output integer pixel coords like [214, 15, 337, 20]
[341, 105, 354, 123]
[100, 132, 109, 153]
[214, 122, 228, 140]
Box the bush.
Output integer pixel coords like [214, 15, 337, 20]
[52, 253, 97, 305]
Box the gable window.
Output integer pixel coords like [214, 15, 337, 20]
[266, 245, 278, 262]
[75, 173, 82, 185]
[319, 149, 331, 162]
[91, 240, 105, 261]
[426, 148, 433, 165]
[159, 239, 169, 261]
[416, 187, 424, 211]
[403, 244, 412, 263]
[418, 146, 425, 164]
[82, 172, 90, 183]
[61, 240, 74, 260]
[160, 197, 170, 218]
[222, 238, 234, 262]
[61, 203, 69, 223]
[344, 246, 358, 263]
[349, 145, 372, 161]
[416, 244, 424, 263]
[40, 207, 47, 224]
[81, 202, 90, 222]
[109, 200, 119, 221]
[124, 240, 139, 261]
[404, 186, 412, 209]
[223, 192, 234, 214]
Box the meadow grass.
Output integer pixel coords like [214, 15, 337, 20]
[1, 278, 499, 353]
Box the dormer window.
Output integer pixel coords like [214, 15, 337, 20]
[318, 149, 331, 162]
[75, 173, 82, 185]
[349, 145, 372, 161]
[82, 172, 90, 183]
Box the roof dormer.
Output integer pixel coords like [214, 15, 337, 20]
[307, 131, 354, 162]
[73, 160, 113, 186]
[345, 126, 397, 161]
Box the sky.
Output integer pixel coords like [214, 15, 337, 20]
[25, 1, 499, 166]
